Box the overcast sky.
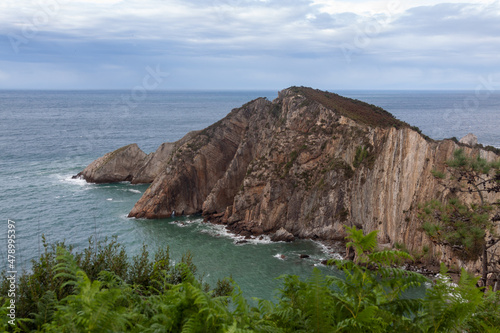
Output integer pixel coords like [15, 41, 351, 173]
[1, 0, 499, 90]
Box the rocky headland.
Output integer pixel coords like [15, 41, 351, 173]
[75, 87, 499, 275]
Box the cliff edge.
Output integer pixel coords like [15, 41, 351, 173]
[76, 87, 499, 272]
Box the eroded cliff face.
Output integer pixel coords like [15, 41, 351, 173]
[77, 87, 499, 272]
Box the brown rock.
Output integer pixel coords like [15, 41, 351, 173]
[77, 86, 500, 274]
[251, 227, 264, 236]
[75, 144, 147, 183]
[74, 131, 200, 184]
[240, 230, 252, 237]
[270, 227, 295, 242]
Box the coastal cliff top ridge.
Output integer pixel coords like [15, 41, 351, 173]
[280, 86, 410, 129]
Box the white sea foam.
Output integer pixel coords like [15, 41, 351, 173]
[169, 221, 188, 227]
[169, 219, 197, 228]
[128, 189, 142, 194]
[273, 253, 285, 260]
[106, 198, 113, 201]
[313, 240, 344, 260]
[58, 174, 87, 186]
[199, 223, 274, 245]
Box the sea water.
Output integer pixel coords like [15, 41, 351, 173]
[0, 90, 498, 300]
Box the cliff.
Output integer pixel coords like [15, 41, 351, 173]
[76, 87, 499, 272]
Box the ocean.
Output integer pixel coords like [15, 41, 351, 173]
[1, 90, 499, 300]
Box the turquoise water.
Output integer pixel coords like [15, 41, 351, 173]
[0, 90, 498, 300]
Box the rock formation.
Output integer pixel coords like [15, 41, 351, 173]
[76, 87, 500, 272]
[74, 131, 199, 184]
[459, 133, 478, 146]
[271, 228, 295, 242]
[74, 143, 147, 183]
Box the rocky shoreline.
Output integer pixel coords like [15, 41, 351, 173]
[203, 213, 454, 281]
[153, 213, 451, 284]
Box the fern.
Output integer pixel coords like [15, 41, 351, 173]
[3, 237, 499, 332]
[345, 226, 379, 263]
[368, 249, 413, 267]
[302, 268, 335, 333]
[28, 290, 57, 330]
[42, 248, 130, 332]
[414, 265, 487, 333]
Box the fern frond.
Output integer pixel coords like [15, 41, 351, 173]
[368, 249, 413, 266]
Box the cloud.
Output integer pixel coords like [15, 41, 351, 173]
[0, 0, 499, 89]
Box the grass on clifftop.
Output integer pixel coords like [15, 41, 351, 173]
[289, 86, 410, 129]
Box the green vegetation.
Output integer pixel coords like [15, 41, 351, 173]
[344, 226, 379, 264]
[0, 236, 213, 332]
[482, 145, 500, 155]
[353, 145, 369, 168]
[409, 126, 433, 141]
[282, 145, 310, 177]
[282, 150, 299, 176]
[353, 145, 376, 169]
[323, 157, 354, 179]
[270, 102, 282, 118]
[420, 199, 491, 260]
[420, 149, 500, 287]
[430, 169, 445, 179]
[2, 229, 500, 332]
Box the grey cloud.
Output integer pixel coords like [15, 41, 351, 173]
[393, 3, 500, 37]
[0, 1, 498, 90]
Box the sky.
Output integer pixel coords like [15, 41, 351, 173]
[0, 0, 499, 90]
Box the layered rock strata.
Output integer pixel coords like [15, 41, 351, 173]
[76, 87, 499, 273]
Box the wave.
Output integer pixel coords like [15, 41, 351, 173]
[57, 174, 87, 186]
[313, 240, 344, 261]
[199, 223, 274, 245]
[169, 219, 197, 228]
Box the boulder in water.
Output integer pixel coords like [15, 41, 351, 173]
[271, 228, 295, 242]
